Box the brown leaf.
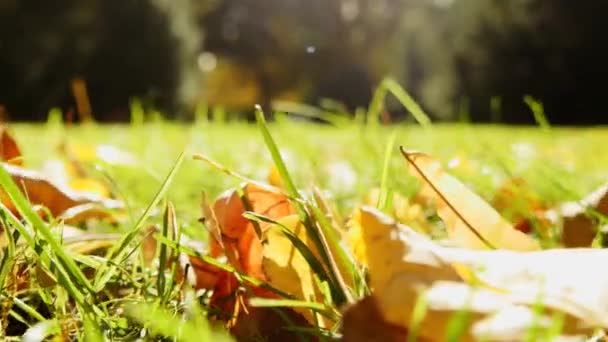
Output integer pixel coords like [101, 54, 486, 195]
[231, 306, 313, 342]
[559, 182, 608, 247]
[141, 225, 159, 267]
[401, 149, 540, 251]
[1, 163, 123, 221]
[342, 296, 411, 342]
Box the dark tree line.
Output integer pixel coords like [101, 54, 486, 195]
[0, 0, 178, 121]
[1, 0, 607, 124]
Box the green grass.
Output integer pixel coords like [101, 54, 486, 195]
[2, 117, 608, 339]
[13, 123, 608, 215]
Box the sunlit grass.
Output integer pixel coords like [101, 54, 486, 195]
[2, 111, 608, 339]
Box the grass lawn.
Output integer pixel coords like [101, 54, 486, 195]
[14, 122, 608, 220]
[3, 120, 608, 340]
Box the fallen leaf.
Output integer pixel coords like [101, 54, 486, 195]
[190, 184, 329, 334]
[492, 177, 546, 222]
[209, 183, 295, 279]
[1, 162, 123, 221]
[188, 183, 297, 328]
[341, 296, 411, 342]
[558, 182, 608, 247]
[401, 149, 540, 251]
[0, 126, 22, 165]
[364, 187, 431, 234]
[262, 215, 324, 324]
[231, 305, 313, 342]
[141, 225, 159, 266]
[189, 255, 232, 291]
[345, 206, 608, 341]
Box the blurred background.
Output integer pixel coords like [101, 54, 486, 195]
[1, 0, 607, 124]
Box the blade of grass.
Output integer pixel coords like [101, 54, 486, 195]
[157, 201, 175, 301]
[382, 78, 432, 127]
[128, 302, 234, 342]
[0, 168, 99, 321]
[192, 153, 284, 195]
[94, 151, 185, 290]
[407, 292, 429, 342]
[82, 314, 105, 342]
[163, 220, 182, 304]
[242, 211, 333, 285]
[12, 297, 47, 322]
[249, 298, 335, 318]
[255, 106, 349, 304]
[255, 105, 299, 199]
[524, 96, 551, 131]
[445, 305, 472, 342]
[0, 164, 94, 294]
[367, 81, 388, 126]
[377, 131, 397, 211]
[0, 214, 18, 289]
[271, 100, 352, 127]
[368, 78, 432, 127]
[307, 205, 358, 302]
[0, 202, 35, 247]
[251, 298, 339, 340]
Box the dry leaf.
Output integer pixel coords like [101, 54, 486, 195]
[209, 183, 295, 279]
[342, 297, 411, 342]
[141, 225, 159, 266]
[492, 177, 546, 221]
[188, 183, 296, 324]
[364, 187, 431, 233]
[558, 182, 608, 247]
[401, 149, 540, 251]
[191, 184, 326, 334]
[345, 206, 608, 341]
[231, 305, 313, 342]
[262, 215, 324, 324]
[0, 126, 22, 165]
[1, 163, 123, 221]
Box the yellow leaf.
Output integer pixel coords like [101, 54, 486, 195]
[344, 206, 608, 341]
[348, 207, 461, 328]
[401, 149, 540, 251]
[262, 215, 326, 326]
[363, 187, 431, 234]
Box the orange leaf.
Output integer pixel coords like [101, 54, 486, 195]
[0, 126, 22, 166]
[210, 183, 295, 279]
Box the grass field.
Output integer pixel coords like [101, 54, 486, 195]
[13, 122, 608, 219]
[3, 120, 608, 340]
